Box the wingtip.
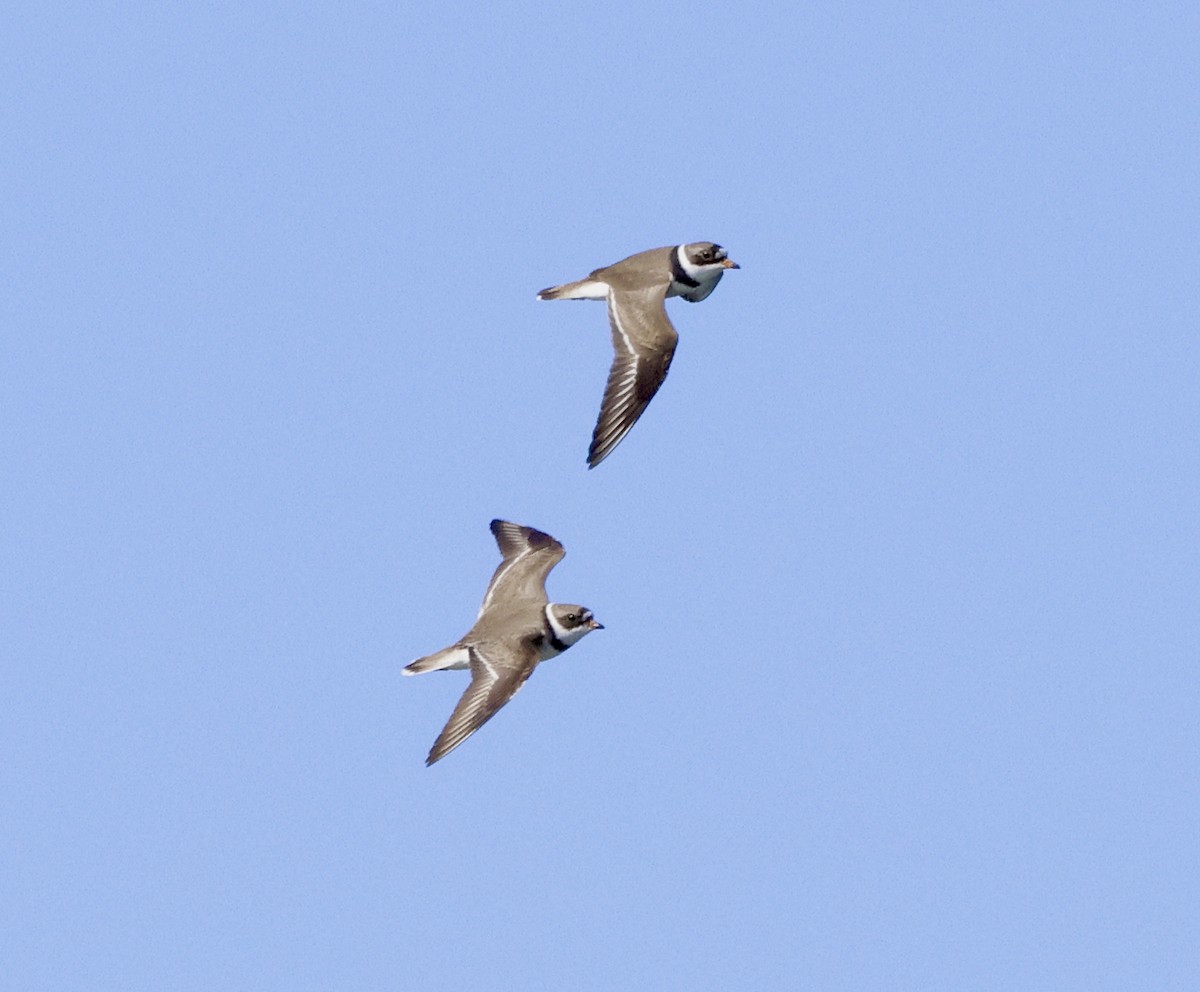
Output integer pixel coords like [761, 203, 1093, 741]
[490, 518, 559, 553]
[425, 740, 452, 766]
[586, 440, 614, 469]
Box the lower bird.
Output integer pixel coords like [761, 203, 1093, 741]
[404, 519, 603, 766]
[537, 241, 739, 468]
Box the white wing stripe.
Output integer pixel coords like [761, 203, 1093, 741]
[608, 293, 638, 358]
[478, 548, 531, 616]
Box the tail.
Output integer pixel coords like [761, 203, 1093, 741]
[536, 278, 608, 301]
[403, 645, 470, 676]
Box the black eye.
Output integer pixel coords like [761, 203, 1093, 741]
[566, 613, 577, 622]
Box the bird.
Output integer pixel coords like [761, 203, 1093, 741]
[537, 242, 739, 468]
[403, 519, 603, 766]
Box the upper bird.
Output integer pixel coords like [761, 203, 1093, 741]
[403, 519, 603, 766]
[537, 242, 740, 468]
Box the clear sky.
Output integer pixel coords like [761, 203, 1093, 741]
[4, 2, 1198, 989]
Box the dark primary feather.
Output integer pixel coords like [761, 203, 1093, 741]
[588, 285, 678, 468]
[490, 519, 558, 558]
[425, 643, 538, 765]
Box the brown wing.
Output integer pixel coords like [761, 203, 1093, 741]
[424, 642, 539, 766]
[476, 521, 565, 619]
[588, 285, 677, 468]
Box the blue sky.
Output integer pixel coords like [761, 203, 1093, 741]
[4, 1, 1198, 988]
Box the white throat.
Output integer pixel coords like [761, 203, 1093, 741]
[669, 244, 724, 298]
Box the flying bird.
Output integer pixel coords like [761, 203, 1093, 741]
[537, 242, 739, 468]
[404, 520, 603, 766]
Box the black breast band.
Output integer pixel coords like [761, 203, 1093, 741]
[670, 248, 701, 288]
